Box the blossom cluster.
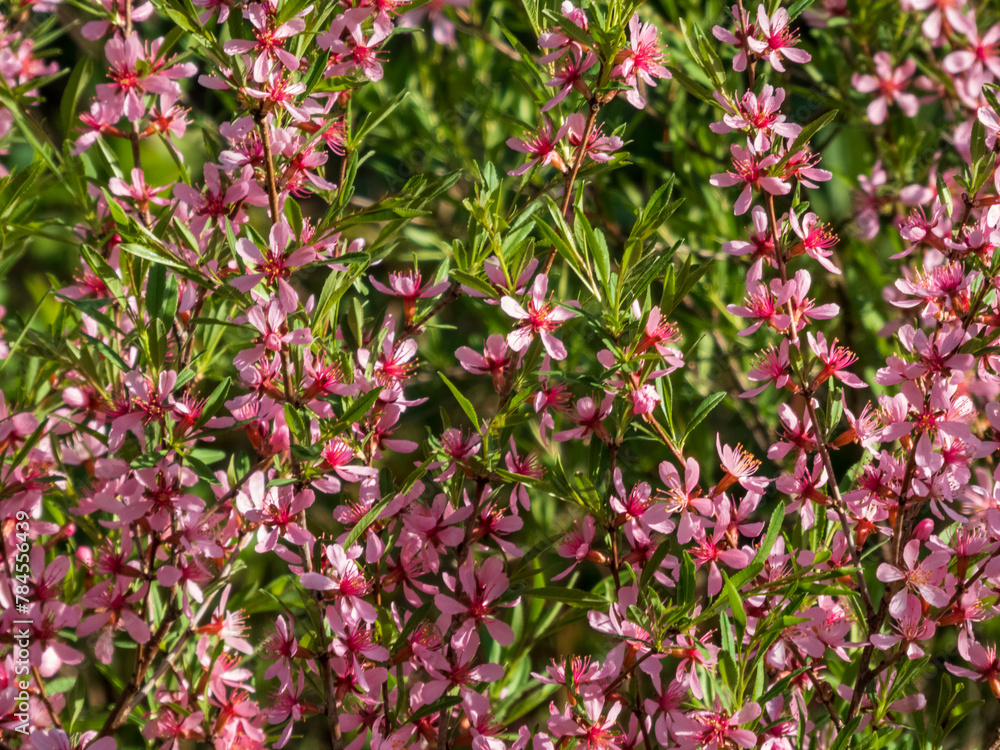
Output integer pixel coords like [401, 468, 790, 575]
[1, 0, 1000, 749]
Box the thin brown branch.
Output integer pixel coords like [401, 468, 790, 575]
[542, 100, 601, 275]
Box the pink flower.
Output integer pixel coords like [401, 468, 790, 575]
[538, 1, 590, 64]
[96, 34, 196, 122]
[456, 334, 515, 391]
[543, 47, 597, 111]
[674, 700, 761, 749]
[318, 9, 393, 82]
[613, 13, 671, 109]
[689, 513, 750, 596]
[946, 630, 1000, 697]
[629, 384, 662, 415]
[222, 2, 305, 83]
[174, 163, 268, 236]
[566, 112, 623, 163]
[192, 0, 234, 24]
[870, 594, 935, 659]
[398, 0, 471, 47]
[855, 160, 888, 240]
[712, 4, 757, 72]
[852, 52, 919, 124]
[554, 393, 613, 442]
[742, 340, 791, 398]
[978, 104, 999, 150]
[910, 0, 967, 41]
[108, 167, 170, 214]
[321, 438, 377, 485]
[232, 221, 316, 312]
[301, 543, 377, 623]
[78, 580, 152, 663]
[370, 268, 449, 324]
[726, 265, 792, 335]
[245, 69, 312, 122]
[807, 332, 865, 389]
[876, 539, 952, 612]
[789, 208, 839, 275]
[754, 5, 811, 72]
[235, 298, 313, 369]
[235, 471, 315, 554]
[943, 11, 1000, 89]
[506, 119, 570, 176]
[553, 515, 598, 581]
[413, 630, 504, 704]
[548, 696, 624, 749]
[81, 0, 155, 40]
[723, 206, 775, 265]
[194, 584, 254, 655]
[710, 141, 791, 215]
[711, 85, 801, 148]
[434, 555, 515, 647]
[501, 274, 577, 360]
[716, 435, 768, 494]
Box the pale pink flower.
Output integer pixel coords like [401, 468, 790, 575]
[501, 274, 577, 360]
[852, 52, 919, 124]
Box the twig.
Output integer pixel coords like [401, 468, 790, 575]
[255, 112, 345, 750]
[542, 100, 601, 275]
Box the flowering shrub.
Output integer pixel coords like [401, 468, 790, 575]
[3, 0, 1000, 747]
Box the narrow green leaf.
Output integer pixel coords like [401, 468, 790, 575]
[525, 587, 607, 609]
[439, 372, 480, 428]
[681, 391, 726, 446]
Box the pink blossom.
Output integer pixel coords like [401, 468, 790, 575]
[506, 119, 570, 176]
[501, 274, 577, 359]
[222, 2, 305, 83]
[96, 34, 196, 122]
[852, 52, 919, 124]
[456, 334, 515, 391]
[876, 539, 952, 611]
[232, 221, 316, 312]
[434, 555, 515, 647]
[710, 141, 791, 215]
[754, 5, 811, 72]
[613, 13, 671, 109]
[318, 9, 394, 82]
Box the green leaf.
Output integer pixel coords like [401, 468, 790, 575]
[60, 57, 93, 140]
[640, 539, 673, 591]
[521, 0, 542, 36]
[343, 492, 396, 549]
[678, 552, 696, 606]
[350, 90, 410, 148]
[787, 0, 819, 20]
[722, 574, 747, 631]
[147, 263, 166, 322]
[681, 391, 726, 447]
[409, 695, 462, 724]
[329, 387, 384, 436]
[729, 503, 786, 591]
[775, 110, 838, 172]
[284, 403, 307, 443]
[971, 117, 987, 166]
[449, 270, 498, 300]
[525, 587, 608, 609]
[439, 372, 480, 429]
[149, 318, 168, 369]
[197, 378, 231, 428]
[665, 64, 717, 105]
[829, 717, 864, 750]
[983, 83, 1000, 118]
[118, 243, 188, 272]
[937, 172, 954, 219]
